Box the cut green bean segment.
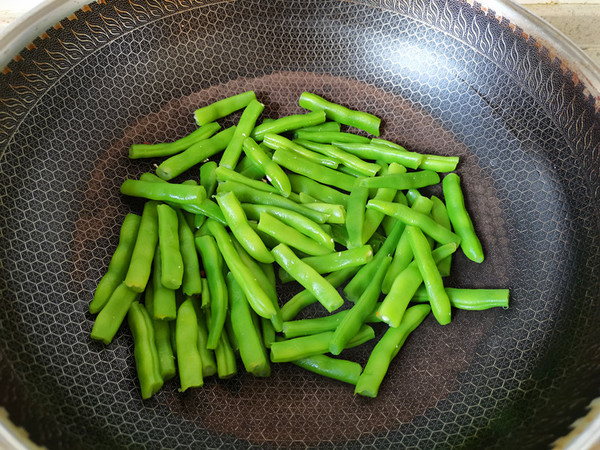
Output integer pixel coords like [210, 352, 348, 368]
[262, 134, 339, 169]
[299, 92, 381, 136]
[124, 201, 159, 293]
[90, 214, 141, 314]
[227, 273, 270, 377]
[329, 257, 391, 355]
[411, 286, 509, 310]
[252, 110, 326, 141]
[359, 170, 440, 189]
[257, 212, 330, 256]
[121, 180, 207, 215]
[176, 298, 204, 391]
[155, 126, 236, 180]
[242, 137, 292, 196]
[194, 235, 228, 349]
[129, 122, 221, 159]
[145, 285, 176, 380]
[152, 247, 176, 321]
[367, 200, 461, 246]
[271, 243, 344, 313]
[298, 122, 341, 133]
[355, 304, 430, 398]
[194, 91, 256, 125]
[217, 181, 329, 224]
[346, 180, 370, 248]
[192, 302, 217, 377]
[270, 324, 374, 362]
[280, 267, 359, 321]
[220, 99, 265, 169]
[90, 282, 139, 344]
[294, 130, 371, 144]
[200, 161, 218, 198]
[334, 141, 422, 170]
[442, 173, 484, 263]
[127, 301, 164, 399]
[242, 204, 334, 251]
[215, 165, 279, 194]
[382, 196, 433, 294]
[302, 202, 346, 224]
[377, 243, 456, 327]
[430, 195, 453, 277]
[420, 154, 459, 172]
[176, 210, 203, 296]
[273, 148, 355, 192]
[208, 311, 238, 379]
[156, 204, 184, 290]
[205, 220, 281, 327]
[293, 354, 363, 385]
[288, 174, 348, 206]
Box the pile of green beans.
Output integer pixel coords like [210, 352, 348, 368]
[88, 90, 509, 399]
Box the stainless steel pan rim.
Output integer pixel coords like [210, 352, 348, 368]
[0, 0, 598, 448]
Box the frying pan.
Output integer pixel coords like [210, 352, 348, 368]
[1, 0, 599, 448]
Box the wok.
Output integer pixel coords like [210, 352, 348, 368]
[0, 0, 599, 448]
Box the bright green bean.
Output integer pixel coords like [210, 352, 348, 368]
[359, 170, 440, 189]
[120, 180, 207, 215]
[144, 284, 176, 380]
[90, 214, 141, 314]
[242, 137, 292, 196]
[176, 210, 203, 296]
[262, 134, 339, 169]
[207, 311, 238, 379]
[215, 165, 280, 194]
[334, 141, 422, 170]
[355, 304, 430, 398]
[442, 173, 484, 263]
[258, 212, 331, 256]
[411, 286, 509, 310]
[299, 92, 381, 136]
[261, 317, 276, 349]
[129, 122, 221, 159]
[271, 243, 344, 313]
[301, 202, 346, 224]
[152, 247, 176, 320]
[346, 180, 370, 248]
[194, 91, 256, 125]
[235, 143, 273, 180]
[155, 127, 236, 180]
[220, 99, 265, 169]
[293, 354, 363, 385]
[176, 298, 204, 391]
[90, 282, 140, 344]
[156, 204, 183, 290]
[381, 192, 407, 236]
[430, 195, 453, 277]
[294, 130, 371, 144]
[124, 201, 159, 293]
[191, 301, 217, 377]
[420, 154, 459, 172]
[298, 122, 341, 133]
[288, 174, 348, 206]
[200, 161, 218, 198]
[252, 110, 326, 141]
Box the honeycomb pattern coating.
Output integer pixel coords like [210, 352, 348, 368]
[0, 0, 599, 448]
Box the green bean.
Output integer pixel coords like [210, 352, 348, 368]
[329, 224, 349, 247]
[194, 235, 228, 349]
[242, 137, 292, 196]
[272, 148, 355, 192]
[346, 180, 370, 248]
[251, 110, 326, 141]
[206, 310, 238, 379]
[359, 170, 440, 189]
[262, 134, 339, 169]
[90, 214, 141, 314]
[144, 284, 176, 380]
[366, 200, 461, 246]
[294, 130, 371, 144]
[90, 282, 140, 344]
[215, 165, 280, 194]
[246, 221, 282, 249]
[220, 99, 265, 169]
[227, 273, 270, 377]
[329, 257, 391, 355]
[298, 122, 341, 133]
[204, 220, 281, 327]
[175, 210, 203, 296]
[355, 304, 430, 398]
[127, 301, 164, 399]
[382, 196, 433, 294]
[381, 192, 407, 236]
[361, 163, 404, 245]
[270, 324, 374, 362]
[288, 174, 348, 206]
[271, 243, 344, 313]
[151, 247, 176, 320]
[430, 195, 453, 277]
[200, 161, 218, 198]
[293, 139, 381, 177]
[155, 127, 236, 180]
[124, 201, 159, 293]
[235, 144, 272, 180]
[156, 204, 184, 290]
[442, 173, 484, 263]
[191, 301, 217, 377]
[217, 181, 329, 224]
[299, 92, 381, 136]
[420, 154, 459, 172]
[302, 202, 346, 224]
[411, 286, 509, 310]
[280, 267, 359, 321]
[377, 243, 456, 327]
[216, 191, 274, 263]
[257, 212, 330, 256]
[261, 317, 276, 349]
[293, 354, 363, 385]
[176, 298, 204, 391]
[120, 180, 207, 215]
[129, 122, 221, 159]
[344, 220, 404, 302]
[194, 91, 256, 125]
[334, 141, 422, 170]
